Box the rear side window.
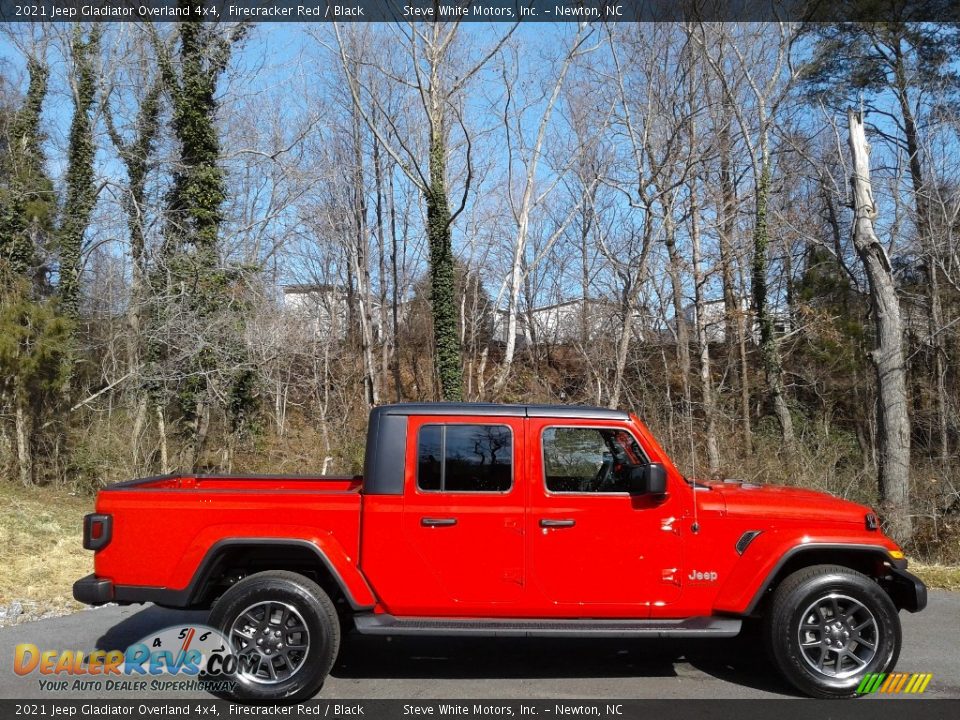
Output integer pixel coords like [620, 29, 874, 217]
[416, 424, 513, 492]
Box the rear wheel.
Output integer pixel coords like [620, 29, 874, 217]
[765, 564, 900, 698]
[208, 570, 340, 702]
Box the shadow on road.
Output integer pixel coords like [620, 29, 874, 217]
[684, 637, 800, 696]
[91, 606, 799, 697]
[333, 632, 800, 696]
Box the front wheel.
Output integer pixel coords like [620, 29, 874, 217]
[765, 564, 901, 698]
[208, 570, 340, 702]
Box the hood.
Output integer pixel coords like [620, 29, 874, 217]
[699, 479, 873, 527]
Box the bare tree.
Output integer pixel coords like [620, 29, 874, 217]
[695, 22, 800, 457]
[491, 25, 602, 393]
[847, 110, 913, 544]
[333, 22, 514, 400]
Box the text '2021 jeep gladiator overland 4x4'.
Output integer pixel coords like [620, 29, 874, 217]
[74, 403, 926, 700]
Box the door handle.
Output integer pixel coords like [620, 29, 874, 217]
[421, 517, 457, 527]
[540, 518, 576, 528]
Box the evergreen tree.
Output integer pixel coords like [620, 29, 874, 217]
[0, 58, 70, 485]
[0, 279, 71, 486]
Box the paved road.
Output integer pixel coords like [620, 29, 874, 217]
[1, 591, 958, 700]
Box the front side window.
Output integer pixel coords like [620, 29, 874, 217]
[416, 424, 513, 492]
[542, 426, 646, 493]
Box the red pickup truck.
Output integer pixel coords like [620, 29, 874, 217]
[74, 403, 926, 700]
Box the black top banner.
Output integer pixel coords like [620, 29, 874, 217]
[1, 0, 959, 23]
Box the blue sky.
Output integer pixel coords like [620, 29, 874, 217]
[1, 21, 952, 318]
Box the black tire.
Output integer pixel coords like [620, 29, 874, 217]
[765, 564, 900, 698]
[208, 570, 340, 702]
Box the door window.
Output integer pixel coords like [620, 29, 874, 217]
[416, 424, 513, 492]
[542, 426, 646, 493]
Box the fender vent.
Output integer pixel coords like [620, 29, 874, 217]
[735, 530, 762, 555]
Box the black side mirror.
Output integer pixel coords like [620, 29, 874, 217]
[626, 462, 668, 496]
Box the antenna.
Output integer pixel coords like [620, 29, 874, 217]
[686, 402, 700, 535]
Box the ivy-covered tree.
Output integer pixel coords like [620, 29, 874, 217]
[0, 59, 55, 282]
[58, 25, 102, 321]
[104, 55, 164, 471]
[334, 24, 514, 401]
[154, 12, 252, 468]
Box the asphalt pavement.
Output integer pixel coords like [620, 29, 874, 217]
[1, 590, 958, 700]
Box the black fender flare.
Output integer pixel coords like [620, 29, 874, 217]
[113, 538, 374, 610]
[741, 543, 911, 615]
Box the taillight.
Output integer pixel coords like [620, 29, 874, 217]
[83, 513, 112, 551]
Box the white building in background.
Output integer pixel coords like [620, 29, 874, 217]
[281, 284, 410, 341]
[679, 299, 729, 344]
[677, 298, 792, 344]
[491, 298, 647, 347]
[280, 284, 793, 349]
[281, 284, 349, 339]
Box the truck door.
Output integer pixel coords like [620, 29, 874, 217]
[527, 419, 684, 614]
[398, 416, 525, 614]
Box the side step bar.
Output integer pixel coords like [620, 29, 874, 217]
[353, 614, 741, 638]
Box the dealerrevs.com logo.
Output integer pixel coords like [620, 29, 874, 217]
[13, 624, 247, 693]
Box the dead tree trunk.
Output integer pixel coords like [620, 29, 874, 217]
[847, 109, 913, 545]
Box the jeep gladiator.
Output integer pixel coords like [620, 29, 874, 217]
[74, 403, 927, 700]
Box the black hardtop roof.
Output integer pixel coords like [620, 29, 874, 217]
[371, 402, 629, 421]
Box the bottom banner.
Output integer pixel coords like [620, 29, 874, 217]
[2, 699, 959, 720]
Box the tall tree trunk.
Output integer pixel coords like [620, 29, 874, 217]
[59, 26, 102, 322]
[156, 404, 169, 475]
[738, 309, 753, 455]
[350, 109, 379, 408]
[609, 274, 638, 410]
[848, 109, 913, 545]
[665, 218, 694, 470]
[427, 127, 462, 401]
[130, 395, 147, 472]
[718, 114, 754, 455]
[752, 161, 797, 456]
[157, 17, 248, 464]
[388, 166, 403, 401]
[893, 54, 948, 463]
[580, 209, 592, 348]
[107, 74, 162, 469]
[718, 109, 739, 350]
[373, 129, 391, 398]
[15, 392, 33, 486]
[691, 184, 720, 474]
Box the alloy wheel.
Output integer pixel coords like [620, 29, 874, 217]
[228, 601, 311, 684]
[797, 593, 879, 679]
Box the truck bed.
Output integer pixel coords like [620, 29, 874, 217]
[92, 474, 363, 594]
